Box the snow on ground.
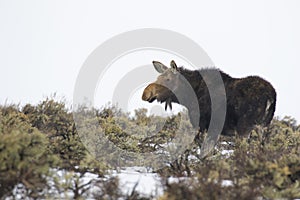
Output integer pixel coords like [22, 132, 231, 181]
[111, 167, 163, 198]
[10, 149, 235, 199]
[46, 167, 163, 199]
[113, 149, 234, 197]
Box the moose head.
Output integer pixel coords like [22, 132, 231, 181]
[142, 60, 186, 111]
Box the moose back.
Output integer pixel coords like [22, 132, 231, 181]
[142, 60, 276, 137]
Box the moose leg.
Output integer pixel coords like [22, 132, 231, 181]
[194, 128, 205, 147]
[236, 118, 253, 138]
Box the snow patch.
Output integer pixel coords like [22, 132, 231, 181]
[111, 167, 163, 198]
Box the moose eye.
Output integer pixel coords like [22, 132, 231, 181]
[166, 78, 170, 81]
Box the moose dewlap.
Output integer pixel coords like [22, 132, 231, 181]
[142, 60, 276, 137]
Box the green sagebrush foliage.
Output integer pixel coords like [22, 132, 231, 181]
[73, 104, 189, 169]
[0, 105, 59, 199]
[0, 100, 109, 199]
[22, 98, 86, 169]
[159, 117, 300, 200]
[1, 98, 300, 200]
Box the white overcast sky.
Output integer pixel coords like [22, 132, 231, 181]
[0, 0, 299, 122]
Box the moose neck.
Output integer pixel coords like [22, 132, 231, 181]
[174, 68, 204, 114]
[177, 67, 231, 102]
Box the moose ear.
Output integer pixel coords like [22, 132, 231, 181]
[153, 61, 168, 73]
[170, 60, 178, 71]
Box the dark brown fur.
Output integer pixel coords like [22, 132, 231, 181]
[142, 61, 276, 137]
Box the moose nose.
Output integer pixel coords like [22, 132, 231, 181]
[142, 84, 153, 101]
[142, 92, 147, 101]
[142, 83, 158, 102]
[142, 90, 152, 101]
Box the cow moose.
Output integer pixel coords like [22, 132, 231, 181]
[142, 60, 276, 137]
